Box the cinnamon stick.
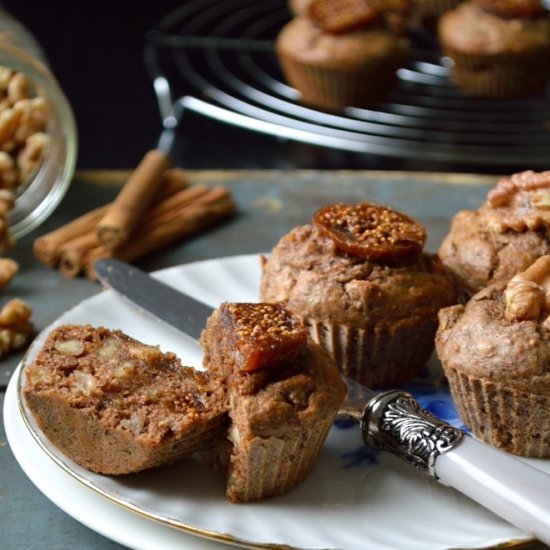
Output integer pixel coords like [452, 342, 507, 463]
[58, 232, 99, 278]
[33, 166, 187, 268]
[95, 149, 171, 250]
[33, 204, 109, 267]
[58, 185, 212, 278]
[84, 187, 235, 280]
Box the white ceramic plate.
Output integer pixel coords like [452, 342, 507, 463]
[5, 254, 547, 550]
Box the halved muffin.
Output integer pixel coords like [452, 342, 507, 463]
[23, 324, 227, 474]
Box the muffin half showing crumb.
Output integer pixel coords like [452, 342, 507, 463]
[200, 302, 346, 503]
[436, 256, 550, 457]
[23, 324, 227, 474]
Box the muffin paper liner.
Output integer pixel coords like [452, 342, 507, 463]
[225, 422, 332, 502]
[444, 367, 550, 458]
[306, 318, 436, 388]
[277, 52, 404, 111]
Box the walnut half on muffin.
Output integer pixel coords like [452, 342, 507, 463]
[200, 302, 346, 503]
[260, 202, 457, 388]
[436, 256, 550, 457]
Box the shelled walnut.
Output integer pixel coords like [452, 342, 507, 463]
[504, 256, 550, 326]
[0, 298, 33, 357]
[0, 66, 49, 193]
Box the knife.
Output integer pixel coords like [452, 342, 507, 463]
[94, 258, 550, 546]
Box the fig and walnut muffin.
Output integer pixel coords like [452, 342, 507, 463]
[276, 0, 410, 110]
[439, 170, 550, 299]
[200, 302, 345, 503]
[438, 0, 550, 98]
[436, 256, 550, 457]
[260, 202, 457, 388]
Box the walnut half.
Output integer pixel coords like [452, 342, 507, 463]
[0, 298, 33, 357]
[504, 256, 550, 324]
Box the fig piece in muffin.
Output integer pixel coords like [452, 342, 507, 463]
[200, 302, 345, 503]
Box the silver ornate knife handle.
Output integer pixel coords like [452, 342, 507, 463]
[362, 389, 463, 480]
[94, 258, 550, 546]
[343, 380, 550, 545]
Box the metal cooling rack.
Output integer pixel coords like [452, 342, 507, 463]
[144, 0, 550, 169]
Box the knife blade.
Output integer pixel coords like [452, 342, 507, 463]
[94, 258, 550, 545]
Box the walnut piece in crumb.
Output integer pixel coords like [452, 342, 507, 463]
[0, 66, 49, 193]
[0, 298, 33, 357]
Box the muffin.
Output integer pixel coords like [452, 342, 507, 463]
[260, 202, 457, 388]
[23, 324, 227, 474]
[276, 0, 410, 110]
[436, 256, 550, 457]
[200, 302, 345, 502]
[438, 0, 550, 98]
[439, 170, 550, 300]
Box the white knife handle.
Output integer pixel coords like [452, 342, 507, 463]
[435, 435, 550, 545]
[362, 390, 550, 545]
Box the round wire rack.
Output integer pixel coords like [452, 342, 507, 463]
[144, 0, 550, 169]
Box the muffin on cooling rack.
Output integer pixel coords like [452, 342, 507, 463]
[200, 302, 345, 502]
[439, 170, 550, 300]
[276, 0, 410, 110]
[260, 202, 457, 388]
[436, 256, 550, 457]
[438, 0, 550, 98]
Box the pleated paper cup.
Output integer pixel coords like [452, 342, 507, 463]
[444, 367, 550, 458]
[306, 317, 437, 388]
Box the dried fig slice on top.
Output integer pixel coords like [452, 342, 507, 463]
[313, 202, 426, 261]
[308, 0, 380, 34]
[219, 302, 307, 372]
